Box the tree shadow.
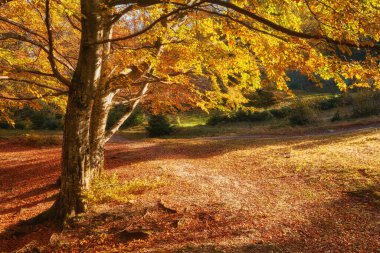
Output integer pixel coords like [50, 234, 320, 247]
[171, 184, 380, 252]
[174, 243, 285, 253]
[0, 157, 60, 190]
[0, 130, 378, 251]
[0, 184, 58, 215]
[0, 218, 59, 252]
[54, 183, 379, 252]
[105, 130, 370, 169]
[0, 183, 59, 251]
[0, 142, 60, 251]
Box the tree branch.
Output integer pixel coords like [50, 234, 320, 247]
[66, 14, 81, 32]
[112, 94, 146, 105]
[0, 32, 75, 73]
[12, 67, 56, 77]
[0, 16, 48, 42]
[93, 1, 206, 44]
[113, 39, 186, 51]
[0, 76, 66, 92]
[105, 81, 149, 142]
[108, 0, 162, 7]
[0, 91, 67, 101]
[193, 7, 288, 42]
[45, 0, 72, 87]
[205, 0, 380, 51]
[110, 4, 135, 24]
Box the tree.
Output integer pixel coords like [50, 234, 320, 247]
[0, 0, 379, 222]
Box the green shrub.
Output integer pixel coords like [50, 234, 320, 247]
[125, 111, 145, 127]
[146, 115, 174, 137]
[15, 119, 33, 130]
[289, 100, 317, 126]
[206, 114, 231, 126]
[29, 109, 64, 130]
[234, 110, 250, 122]
[246, 89, 277, 108]
[317, 95, 343, 110]
[331, 111, 342, 122]
[248, 110, 274, 122]
[1, 106, 64, 130]
[207, 109, 274, 125]
[107, 106, 145, 129]
[0, 122, 12, 129]
[269, 107, 291, 119]
[351, 90, 380, 118]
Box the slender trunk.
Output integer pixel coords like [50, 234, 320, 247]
[89, 25, 114, 176]
[89, 92, 114, 176]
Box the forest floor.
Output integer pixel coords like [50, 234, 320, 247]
[0, 127, 380, 252]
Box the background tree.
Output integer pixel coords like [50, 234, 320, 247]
[0, 0, 379, 222]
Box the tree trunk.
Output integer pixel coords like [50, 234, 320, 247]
[89, 92, 114, 176]
[51, 0, 113, 221]
[54, 92, 93, 220]
[89, 24, 114, 176]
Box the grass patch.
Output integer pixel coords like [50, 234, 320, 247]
[85, 174, 164, 204]
[0, 129, 62, 146]
[169, 111, 209, 127]
[20, 133, 62, 146]
[0, 129, 60, 139]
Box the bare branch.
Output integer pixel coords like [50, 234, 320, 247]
[113, 94, 146, 105]
[0, 31, 45, 48]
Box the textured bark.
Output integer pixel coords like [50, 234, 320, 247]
[55, 93, 93, 219]
[52, 0, 113, 221]
[89, 24, 114, 176]
[89, 92, 114, 176]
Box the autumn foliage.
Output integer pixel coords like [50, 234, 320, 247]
[0, 0, 379, 221]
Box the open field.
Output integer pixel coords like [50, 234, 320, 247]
[1, 128, 379, 252]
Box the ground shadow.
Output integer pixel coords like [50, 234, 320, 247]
[105, 130, 370, 169]
[46, 184, 380, 252]
[0, 218, 59, 252]
[0, 129, 378, 252]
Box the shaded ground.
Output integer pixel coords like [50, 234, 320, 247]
[0, 129, 379, 252]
